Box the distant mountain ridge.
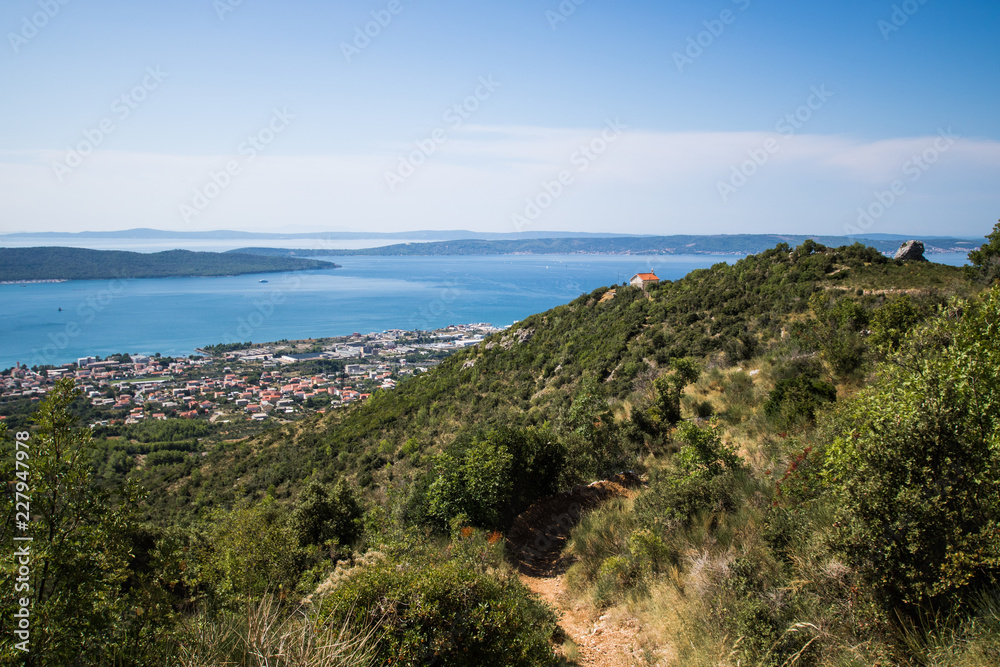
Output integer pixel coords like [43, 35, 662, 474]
[847, 233, 982, 241]
[227, 234, 978, 258]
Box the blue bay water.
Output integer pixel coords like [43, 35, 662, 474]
[0, 252, 971, 371]
[0, 255, 728, 370]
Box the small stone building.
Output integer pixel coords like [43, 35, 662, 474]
[630, 271, 660, 290]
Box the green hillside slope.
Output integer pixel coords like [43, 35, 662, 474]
[169, 242, 970, 517]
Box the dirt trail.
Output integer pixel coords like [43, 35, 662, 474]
[506, 474, 644, 666]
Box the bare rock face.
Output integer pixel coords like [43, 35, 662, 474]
[894, 240, 928, 261]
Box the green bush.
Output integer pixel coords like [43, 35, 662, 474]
[827, 287, 1000, 612]
[289, 479, 362, 549]
[968, 219, 1000, 284]
[763, 373, 836, 429]
[425, 425, 565, 531]
[869, 294, 924, 355]
[144, 449, 189, 467]
[203, 498, 303, 602]
[807, 293, 871, 376]
[318, 540, 558, 666]
[646, 358, 702, 428]
[635, 422, 745, 532]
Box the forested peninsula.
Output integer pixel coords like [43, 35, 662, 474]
[0, 247, 339, 281]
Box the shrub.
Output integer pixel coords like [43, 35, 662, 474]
[425, 425, 565, 531]
[144, 449, 189, 467]
[204, 498, 303, 602]
[289, 479, 363, 549]
[968, 219, 1000, 284]
[318, 543, 558, 666]
[869, 294, 924, 355]
[646, 358, 702, 428]
[635, 422, 745, 532]
[827, 288, 1000, 612]
[763, 374, 836, 429]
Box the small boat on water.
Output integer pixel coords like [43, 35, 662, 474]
[259, 279, 269, 283]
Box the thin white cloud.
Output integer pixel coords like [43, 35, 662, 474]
[1, 127, 998, 237]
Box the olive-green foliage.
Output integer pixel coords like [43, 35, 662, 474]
[318, 533, 558, 666]
[289, 479, 362, 548]
[806, 290, 871, 376]
[869, 294, 926, 355]
[968, 219, 1000, 284]
[828, 287, 1000, 611]
[126, 418, 209, 443]
[0, 380, 149, 665]
[203, 497, 303, 602]
[425, 425, 565, 531]
[563, 374, 642, 481]
[179, 241, 901, 519]
[647, 358, 702, 428]
[634, 422, 745, 532]
[764, 367, 836, 429]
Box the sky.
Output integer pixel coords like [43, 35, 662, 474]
[0, 0, 998, 238]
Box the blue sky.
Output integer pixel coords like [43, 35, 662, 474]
[1, 0, 998, 237]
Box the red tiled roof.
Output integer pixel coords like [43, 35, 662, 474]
[633, 273, 659, 281]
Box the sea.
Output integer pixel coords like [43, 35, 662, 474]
[0, 238, 972, 372]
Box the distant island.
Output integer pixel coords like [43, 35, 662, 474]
[0, 247, 339, 282]
[228, 234, 979, 258]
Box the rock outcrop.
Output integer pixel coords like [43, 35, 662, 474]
[894, 240, 928, 261]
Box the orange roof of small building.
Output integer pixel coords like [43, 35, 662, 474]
[633, 272, 659, 280]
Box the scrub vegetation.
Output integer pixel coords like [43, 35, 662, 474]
[3, 225, 999, 665]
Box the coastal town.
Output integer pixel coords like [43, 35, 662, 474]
[0, 323, 504, 431]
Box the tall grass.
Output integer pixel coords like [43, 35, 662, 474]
[175, 594, 378, 667]
[897, 592, 1000, 667]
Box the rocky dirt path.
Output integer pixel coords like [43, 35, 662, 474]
[506, 475, 644, 666]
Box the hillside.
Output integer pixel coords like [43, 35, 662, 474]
[165, 242, 966, 514]
[229, 233, 978, 257]
[5, 233, 999, 666]
[0, 247, 338, 281]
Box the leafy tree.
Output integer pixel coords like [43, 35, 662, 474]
[968, 219, 1000, 284]
[566, 374, 608, 441]
[289, 479, 362, 548]
[648, 357, 702, 427]
[426, 426, 565, 531]
[868, 294, 924, 355]
[764, 372, 836, 429]
[0, 379, 140, 664]
[827, 287, 1000, 612]
[564, 375, 641, 480]
[203, 497, 302, 603]
[806, 292, 870, 376]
